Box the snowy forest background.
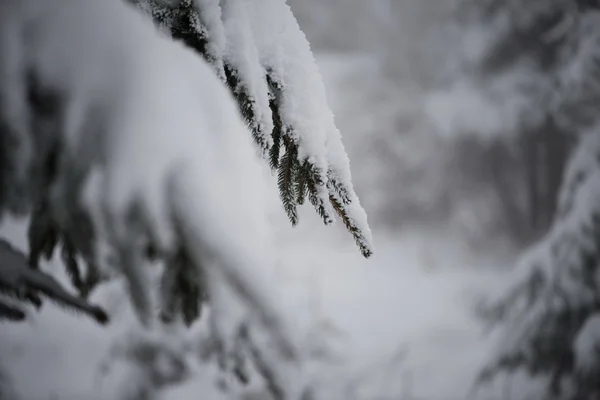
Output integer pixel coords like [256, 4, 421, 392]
[1, 0, 600, 399]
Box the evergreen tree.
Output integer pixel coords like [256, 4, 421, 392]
[425, 0, 583, 244]
[479, 132, 600, 399]
[0, 0, 372, 398]
[18, 0, 372, 328]
[453, 1, 600, 398]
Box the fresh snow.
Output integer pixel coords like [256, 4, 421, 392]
[132, 0, 374, 257]
[245, 0, 373, 252]
[220, 0, 273, 149]
[0, 215, 510, 400]
[193, 0, 227, 78]
[1, 0, 305, 396]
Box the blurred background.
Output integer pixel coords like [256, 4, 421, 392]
[289, 0, 571, 255]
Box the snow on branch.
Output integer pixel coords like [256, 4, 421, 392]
[478, 131, 600, 396]
[0, 0, 309, 396]
[0, 237, 108, 323]
[131, 0, 374, 257]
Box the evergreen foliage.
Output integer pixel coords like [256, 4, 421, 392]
[2, 0, 372, 331]
[458, 1, 600, 397]
[0, 1, 371, 396]
[127, 0, 372, 258]
[478, 132, 600, 399]
[450, 0, 600, 134]
[0, 0, 326, 395]
[0, 237, 108, 324]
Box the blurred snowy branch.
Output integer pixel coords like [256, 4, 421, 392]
[0, 237, 108, 323]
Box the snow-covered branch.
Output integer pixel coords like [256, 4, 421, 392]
[479, 131, 600, 396]
[0, 0, 326, 397]
[0, 237, 108, 323]
[131, 0, 373, 257]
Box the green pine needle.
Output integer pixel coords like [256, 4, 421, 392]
[329, 195, 372, 258]
[328, 175, 351, 205]
[224, 65, 270, 152]
[296, 161, 309, 205]
[277, 139, 299, 225]
[306, 167, 334, 226]
[268, 98, 283, 169]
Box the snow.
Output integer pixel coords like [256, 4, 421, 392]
[473, 129, 600, 398]
[0, 215, 510, 400]
[245, 0, 373, 253]
[220, 0, 273, 150]
[1, 0, 307, 396]
[574, 313, 600, 373]
[245, 0, 330, 165]
[130, 0, 374, 257]
[276, 219, 509, 400]
[193, 0, 227, 78]
[16, 0, 275, 302]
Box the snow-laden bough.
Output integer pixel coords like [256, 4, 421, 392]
[0, 0, 306, 397]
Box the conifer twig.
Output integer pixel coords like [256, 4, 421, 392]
[0, 238, 108, 324]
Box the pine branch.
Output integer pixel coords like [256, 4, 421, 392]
[328, 175, 351, 205]
[0, 300, 25, 321]
[160, 248, 207, 326]
[278, 137, 299, 225]
[224, 64, 270, 153]
[169, 1, 211, 63]
[266, 72, 329, 224]
[267, 75, 284, 169]
[0, 238, 108, 324]
[0, 284, 42, 310]
[137, 0, 271, 155]
[306, 166, 334, 226]
[26, 198, 104, 299]
[327, 174, 372, 257]
[17, 268, 108, 324]
[296, 161, 309, 205]
[130, 0, 373, 259]
[129, 0, 207, 63]
[329, 195, 373, 258]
